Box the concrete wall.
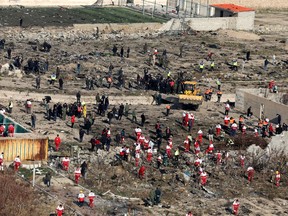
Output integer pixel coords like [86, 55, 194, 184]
[236, 11, 255, 30]
[236, 89, 288, 124]
[188, 17, 232, 31]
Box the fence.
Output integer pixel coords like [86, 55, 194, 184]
[129, 0, 211, 19]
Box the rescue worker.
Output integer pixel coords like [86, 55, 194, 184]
[205, 143, 214, 154]
[224, 115, 230, 127]
[242, 124, 247, 135]
[88, 191, 95, 208]
[8, 124, 14, 137]
[147, 147, 153, 162]
[247, 167, 254, 183]
[14, 155, 21, 171]
[217, 90, 222, 103]
[210, 60, 215, 71]
[200, 171, 207, 186]
[62, 156, 70, 171]
[215, 150, 222, 165]
[232, 59, 238, 71]
[154, 187, 162, 205]
[184, 137, 190, 152]
[194, 156, 202, 167]
[232, 199, 240, 215]
[199, 61, 204, 73]
[78, 191, 85, 207]
[166, 144, 171, 158]
[275, 171, 281, 187]
[54, 134, 61, 151]
[135, 152, 140, 167]
[174, 147, 180, 162]
[215, 123, 221, 137]
[194, 140, 200, 155]
[224, 103, 230, 115]
[166, 105, 171, 116]
[139, 165, 146, 179]
[135, 127, 142, 140]
[74, 167, 81, 184]
[56, 204, 64, 216]
[231, 122, 237, 137]
[197, 129, 203, 144]
[26, 99, 32, 114]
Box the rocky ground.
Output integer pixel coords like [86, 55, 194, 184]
[0, 8, 287, 216]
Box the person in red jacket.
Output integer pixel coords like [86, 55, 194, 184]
[232, 199, 240, 215]
[71, 115, 75, 128]
[61, 156, 70, 171]
[200, 171, 207, 186]
[56, 204, 64, 216]
[138, 165, 145, 179]
[247, 167, 254, 183]
[74, 167, 81, 184]
[275, 171, 281, 187]
[14, 155, 21, 171]
[54, 134, 61, 151]
[186, 211, 193, 216]
[88, 191, 95, 208]
[8, 124, 14, 137]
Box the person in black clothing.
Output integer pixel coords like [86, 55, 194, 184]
[79, 128, 85, 142]
[154, 187, 162, 205]
[107, 111, 113, 125]
[59, 78, 64, 90]
[118, 104, 124, 120]
[141, 113, 146, 126]
[19, 18, 23, 27]
[7, 48, 11, 59]
[127, 47, 130, 58]
[76, 91, 81, 103]
[80, 161, 88, 179]
[120, 46, 124, 58]
[276, 114, 281, 125]
[112, 45, 117, 56]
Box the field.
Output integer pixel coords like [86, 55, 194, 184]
[0, 6, 168, 27]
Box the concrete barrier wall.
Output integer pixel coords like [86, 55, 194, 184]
[236, 89, 288, 124]
[0, 0, 96, 6]
[188, 17, 231, 31]
[236, 11, 255, 30]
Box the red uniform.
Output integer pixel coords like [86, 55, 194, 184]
[232, 200, 240, 215]
[275, 173, 281, 187]
[200, 172, 207, 186]
[216, 152, 222, 164]
[62, 157, 70, 171]
[139, 135, 145, 145]
[74, 168, 81, 184]
[135, 153, 140, 167]
[139, 166, 145, 179]
[54, 136, 61, 151]
[56, 205, 64, 216]
[205, 143, 214, 154]
[14, 157, 21, 171]
[184, 138, 190, 152]
[215, 124, 221, 136]
[224, 116, 229, 126]
[194, 141, 200, 154]
[8, 124, 14, 137]
[88, 192, 95, 208]
[247, 167, 254, 182]
[146, 148, 153, 162]
[166, 145, 171, 158]
[78, 192, 85, 203]
[197, 130, 203, 143]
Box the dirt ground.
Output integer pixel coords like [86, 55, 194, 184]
[0, 8, 287, 216]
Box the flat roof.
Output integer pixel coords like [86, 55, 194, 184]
[211, 4, 254, 13]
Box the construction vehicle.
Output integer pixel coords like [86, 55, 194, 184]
[162, 81, 203, 110]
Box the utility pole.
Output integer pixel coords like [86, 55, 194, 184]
[166, 0, 168, 15]
[207, 0, 209, 17]
[142, 0, 145, 15]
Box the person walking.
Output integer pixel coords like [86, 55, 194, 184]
[31, 113, 36, 129]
